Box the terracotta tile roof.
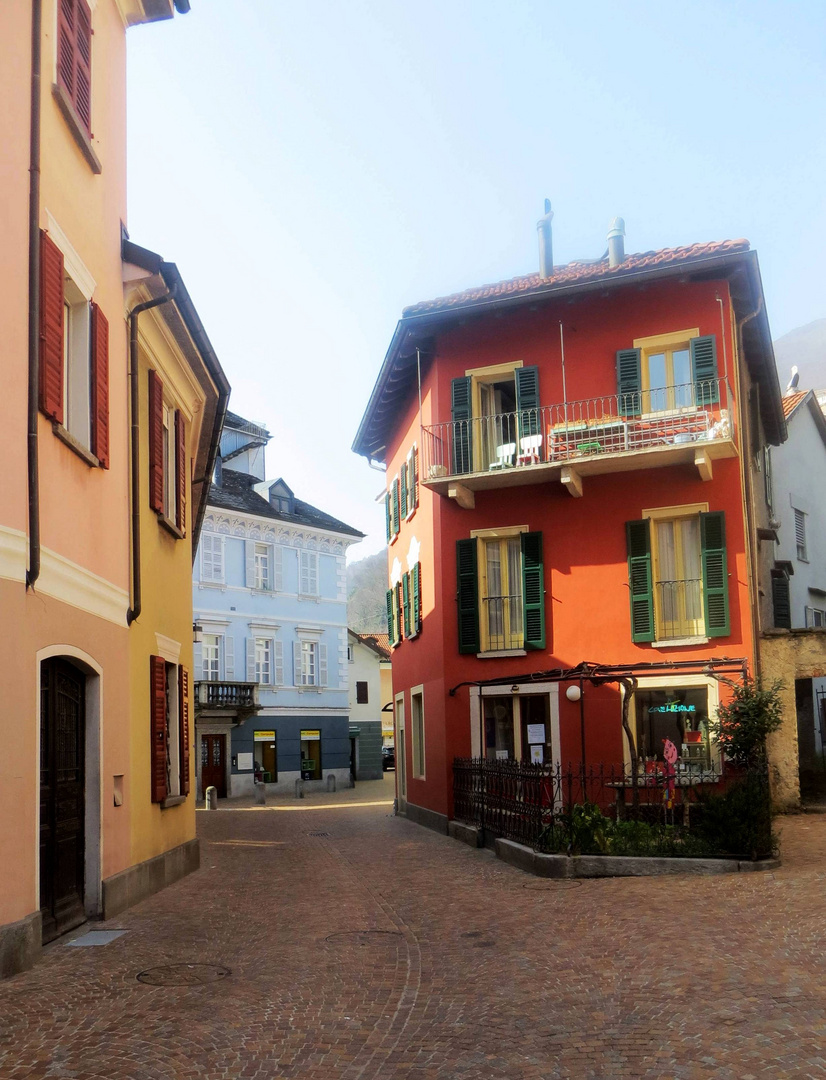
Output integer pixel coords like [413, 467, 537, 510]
[781, 391, 808, 419]
[402, 239, 751, 317]
[355, 632, 391, 660]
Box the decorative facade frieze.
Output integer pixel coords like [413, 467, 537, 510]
[203, 511, 348, 555]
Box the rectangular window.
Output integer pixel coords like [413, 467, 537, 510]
[162, 403, 177, 522]
[300, 730, 322, 780]
[254, 543, 271, 590]
[294, 640, 327, 687]
[300, 551, 319, 596]
[806, 607, 825, 629]
[406, 446, 418, 515]
[57, 0, 93, 136]
[356, 681, 368, 704]
[255, 638, 272, 684]
[652, 515, 704, 639]
[411, 688, 425, 778]
[150, 656, 190, 803]
[635, 686, 710, 766]
[795, 509, 807, 562]
[202, 634, 222, 681]
[201, 533, 225, 583]
[480, 535, 523, 650]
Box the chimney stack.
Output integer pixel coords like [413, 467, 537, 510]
[537, 199, 554, 279]
[607, 217, 626, 268]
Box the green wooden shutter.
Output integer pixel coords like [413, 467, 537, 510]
[515, 365, 541, 439]
[400, 462, 408, 519]
[386, 588, 396, 646]
[771, 571, 791, 630]
[700, 511, 730, 637]
[626, 520, 655, 642]
[409, 447, 418, 510]
[616, 349, 642, 417]
[451, 376, 473, 474]
[392, 478, 400, 534]
[691, 335, 719, 405]
[402, 573, 411, 637]
[385, 492, 392, 543]
[456, 539, 479, 654]
[521, 531, 545, 650]
[412, 562, 421, 633]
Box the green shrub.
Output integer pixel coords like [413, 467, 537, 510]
[709, 676, 784, 767]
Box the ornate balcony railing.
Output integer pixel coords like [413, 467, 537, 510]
[195, 681, 260, 710]
[422, 378, 735, 485]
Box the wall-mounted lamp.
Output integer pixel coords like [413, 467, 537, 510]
[566, 684, 582, 702]
[193, 622, 203, 644]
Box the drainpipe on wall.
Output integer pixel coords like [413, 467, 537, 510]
[126, 287, 177, 626]
[26, 0, 43, 590]
[737, 298, 765, 679]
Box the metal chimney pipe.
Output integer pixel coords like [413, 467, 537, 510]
[537, 199, 554, 279]
[607, 217, 626, 268]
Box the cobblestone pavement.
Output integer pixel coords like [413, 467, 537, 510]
[3, 777, 826, 1080]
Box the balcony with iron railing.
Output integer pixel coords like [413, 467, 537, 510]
[654, 578, 705, 642]
[481, 594, 524, 651]
[194, 681, 261, 717]
[421, 378, 737, 503]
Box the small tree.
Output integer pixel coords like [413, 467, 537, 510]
[709, 676, 784, 767]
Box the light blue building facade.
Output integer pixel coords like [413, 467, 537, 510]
[193, 413, 363, 797]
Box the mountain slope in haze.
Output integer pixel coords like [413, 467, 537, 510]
[774, 318, 826, 389]
[347, 550, 388, 633]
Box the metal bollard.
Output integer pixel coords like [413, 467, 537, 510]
[294, 779, 305, 799]
[326, 774, 336, 793]
[254, 781, 266, 806]
[205, 786, 217, 810]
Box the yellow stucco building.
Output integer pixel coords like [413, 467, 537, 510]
[0, 0, 228, 976]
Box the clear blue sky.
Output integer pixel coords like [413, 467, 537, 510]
[126, 0, 826, 559]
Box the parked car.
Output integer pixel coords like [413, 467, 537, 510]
[382, 746, 395, 771]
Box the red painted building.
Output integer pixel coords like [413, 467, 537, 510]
[354, 218, 785, 834]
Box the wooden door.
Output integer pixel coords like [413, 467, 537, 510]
[40, 659, 86, 944]
[201, 734, 226, 797]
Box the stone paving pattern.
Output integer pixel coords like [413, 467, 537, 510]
[2, 775, 826, 1079]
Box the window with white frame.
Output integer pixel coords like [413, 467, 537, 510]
[300, 550, 319, 596]
[63, 279, 92, 447]
[162, 402, 177, 523]
[201, 533, 225, 583]
[202, 634, 222, 681]
[255, 638, 272, 684]
[794, 508, 808, 562]
[254, 543, 271, 591]
[294, 639, 327, 687]
[806, 606, 826, 628]
[411, 688, 425, 778]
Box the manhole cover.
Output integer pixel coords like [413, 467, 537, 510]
[309, 832, 330, 837]
[136, 963, 230, 986]
[325, 931, 402, 947]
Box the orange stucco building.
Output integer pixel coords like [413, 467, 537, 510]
[354, 215, 787, 834]
[0, 0, 228, 976]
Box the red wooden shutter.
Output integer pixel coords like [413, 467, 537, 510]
[150, 655, 168, 803]
[90, 302, 109, 468]
[148, 370, 164, 513]
[57, 0, 76, 103]
[179, 666, 190, 797]
[74, 0, 92, 135]
[175, 410, 186, 535]
[39, 231, 65, 424]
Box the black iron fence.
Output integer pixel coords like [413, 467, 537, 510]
[453, 758, 774, 860]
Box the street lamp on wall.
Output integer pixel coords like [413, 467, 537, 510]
[565, 685, 581, 702]
[192, 623, 203, 644]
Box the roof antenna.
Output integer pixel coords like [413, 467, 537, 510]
[537, 199, 554, 279]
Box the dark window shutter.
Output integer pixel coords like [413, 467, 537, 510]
[39, 230, 65, 424]
[392, 478, 400, 534]
[150, 655, 167, 803]
[412, 561, 421, 633]
[521, 531, 545, 650]
[396, 583, 404, 642]
[148, 370, 164, 514]
[410, 446, 418, 509]
[626, 520, 655, 643]
[57, 0, 76, 103]
[691, 335, 719, 405]
[74, 0, 92, 134]
[456, 538, 479, 654]
[515, 366, 541, 439]
[179, 666, 190, 796]
[90, 302, 109, 467]
[616, 349, 641, 417]
[700, 511, 730, 637]
[386, 588, 395, 646]
[400, 462, 408, 519]
[356, 681, 368, 704]
[175, 410, 186, 534]
[402, 572, 411, 638]
[451, 376, 473, 474]
[385, 492, 392, 543]
[771, 572, 791, 630]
